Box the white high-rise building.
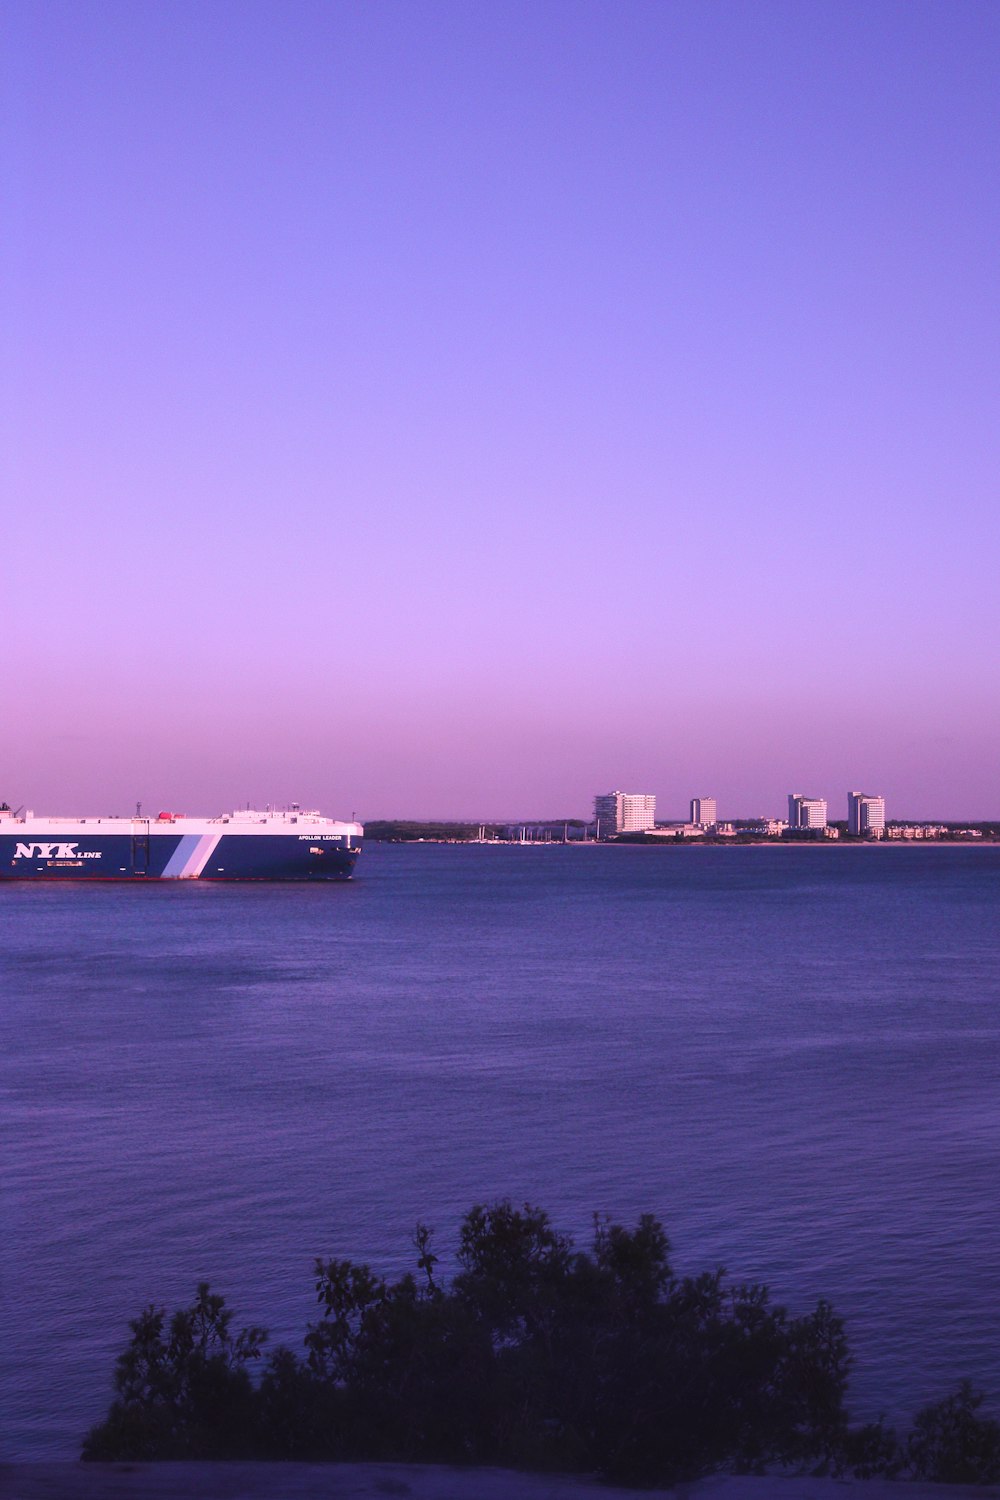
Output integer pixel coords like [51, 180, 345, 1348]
[594, 791, 656, 837]
[788, 793, 827, 830]
[848, 791, 886, 837]
[690, 797, 717, 827]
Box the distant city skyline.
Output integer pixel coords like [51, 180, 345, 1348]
[5, 1, 998, 820]
[2, 774, 993, 827]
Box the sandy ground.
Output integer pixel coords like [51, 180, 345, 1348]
[3, 1465, 1000, 1500]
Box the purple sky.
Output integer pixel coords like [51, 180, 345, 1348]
[4, 0, 998, 821]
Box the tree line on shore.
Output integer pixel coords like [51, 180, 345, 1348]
[362, 820, 1000, 843]
[83, 1201, 1000, 1486]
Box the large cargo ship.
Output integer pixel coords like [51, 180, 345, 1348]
[0, 804, 362, 881]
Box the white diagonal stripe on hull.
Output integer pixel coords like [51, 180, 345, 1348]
[180, 832, 222, 877]
[161, 834, 202, 878]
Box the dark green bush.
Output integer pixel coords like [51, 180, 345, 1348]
[83, 1284, 266, 1460]
[839, 1415, 904, 1478]
[82, 1203, 997, 1486]
[907, 1380, 1000, 1484]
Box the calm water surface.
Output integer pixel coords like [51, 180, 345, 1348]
[3, 844, 999, 1458]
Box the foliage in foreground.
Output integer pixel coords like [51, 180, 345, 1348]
[83, 1203, 1000, 1485]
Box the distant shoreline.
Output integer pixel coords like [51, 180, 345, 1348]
[368, 837, 1000, 848]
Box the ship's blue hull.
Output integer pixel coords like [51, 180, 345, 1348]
[0, 832, 361, 881]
